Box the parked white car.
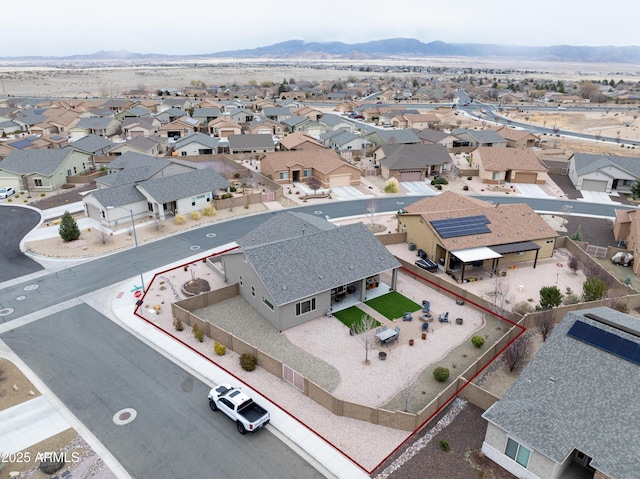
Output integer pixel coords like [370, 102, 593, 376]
[0, 187, 15, 199]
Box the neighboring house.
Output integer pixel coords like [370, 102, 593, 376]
[121, 116, 161, 138]
[0, 147, 92, 192]
[364, 128, 421, 148]
[470, 147, 548, 185]
[390, 113, 440, 129]
[568, 153, 640, 194]
[261, 107, 292, 122]
[228, 108, 255, 124]
[85, 166, 229, 225]
[495, 127, 540, 148]
[114, 106, 151, 122]
[158, 116, 200, 139]
[374, 143, 452, 181]
[207, 117, 242, 138]
[173, 132, 220, 156]
[397, 191, 557, 280]
[0, 120, 23, 136]
[191, 107, 222, 125]
[247, 119, 285, 137]
[319, 113, 355, 133]
[451, 129, 508, 152]
[278, 132, 324, 151]
[415, 128, 457, 149]
[95, 152, 183, 189]
[320, 129, 368, 160]
[69, 117, 121, 139]
[292, 106, 323, 121]
[260, 149, 361, 187]
[158, 98, 194, 112]
[107, 136, 166, 157]
[482, 306, 640, 479]
[155, 107, 188, 125]
[102, 99, 136, 113]
[217, 212, 400, 331]
[69, 134, 114, 167]
[227, 134, 276, 154]
[613, 208, 640, 275]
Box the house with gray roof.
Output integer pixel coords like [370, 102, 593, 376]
[414, 128, 457, 150]
[261, 107, 292, 122]
[227, 134, 276, 154]
[69, 117, 120, 139]
[107, 136, 167, 157]
[451, 128, 507, 153]
[374, 143, 452, 181]
[482, 307, 640, 479]
[173, 132, 220, 156]
[568, 153, 640, 194]
[218, 212, 400, 331]
[191, 108, 223, 125]
[320, 129, 368, 160]
[121, 116, 161, 138]
[318, 113, 355, 133]
[364, 128, 421, 148]
[70, 134, 114, 157]
[0, 147, 92, 192]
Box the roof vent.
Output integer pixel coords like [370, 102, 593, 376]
[518, 230, 523, 234]
[497, 233, 502, 237]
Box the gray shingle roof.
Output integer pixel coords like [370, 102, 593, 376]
[137, 167, 229, 204]
[88, 183, 146, 208]
[237, 211, 336, 248]
[227, 134, 275, 149]
[70, 134, 114, 154]
[367, 128, 421, 144]
[174, 132, 219, 149]
[74, 117, 117, 129]
[451, 128, 507, 144]
[0, 148, 74, 175]
[571, 153, 640, 177]
[482, 307, 640, 479]
[380, 144, 451, 169]
[238, 216, 400, 305]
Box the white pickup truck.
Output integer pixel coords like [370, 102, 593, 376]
[208, 384, 270, 434]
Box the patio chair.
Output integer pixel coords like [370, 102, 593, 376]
[439, 312, 449, 323]
[381, 325, 387, 331]
[402, 312, 413, 321]
[422, 322, 429, 332]
[376, 327, 382, 334]
[422, 300, 430, 313]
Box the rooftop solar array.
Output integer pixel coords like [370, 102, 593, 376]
[430, 215, 492, 239]
[567, 319, 640, 366]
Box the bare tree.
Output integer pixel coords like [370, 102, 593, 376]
[94, 226, 112, 245]
[503, 333, 532, 372]
[352, 314, 377, 364]
[534, 310, 554, 342]
[568, 256, 580, 275]
[307, 176, 322, 195]
[399, 364, 418, 412]
[366, 198, 378, 225]
[490, 275, 512, 329]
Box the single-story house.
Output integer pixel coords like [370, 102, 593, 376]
[121, 117, 161, 138]
[191, 108, 223, 126]
[108, 136, 166, 157]
[278, 132, 324, 151]
[261, 107, 292, 123]
[173, 132, 220, 156]
[568, 153, 640, 194]
[320, 129, 368, 161]
[0, 147, 92, 192]
[470, 147, 548, 185]
[373, 143, 452, 181]
[397, 191, 558, 280]
[483, 306, 640, 479]
[451, 129, 508, 153]
[69, 117, 121, 139]
[158, 117, 200, 139]
[415, 128, 457, 150]
[260, 149, 361, 187]
[364, 128, 421, 148]
[495, 127, 540, 148]
[217, 212, 400, 331]
[247, 119, 285, 137]
[227, 134, 276, 154]
[207, 117, 242, 138]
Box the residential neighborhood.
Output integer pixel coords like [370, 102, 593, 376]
[2, 65, 640, 479]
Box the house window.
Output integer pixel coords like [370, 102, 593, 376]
[34, 179, 43, 187]
[295, 298, 316, 316]
[239, 276, 243, 286]
[279, 172, 289, 180]
[262, 296, 274, 311]
[192, 197, 196, 206]
[251, 286, 255, 297]
[505, 438, 531, 468]
[492, 172, 500, 180]
[147, 202, 153, 212]
[303, 169, 312, 177]
[181, 151, 188, 156]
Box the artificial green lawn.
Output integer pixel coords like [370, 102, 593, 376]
[332, 306, 380, 330]
[364, 291, 421, 320]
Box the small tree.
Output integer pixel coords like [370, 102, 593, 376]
[94, 226, 111, 245]
[582, 276, 608, 302]
[539, 285, 563, 309]
[534, 310, 554, 342]
[571, 225, 583, 242]
[306, 176, 322, 194]
[58, 211, 80, 242]
[503, 333, 532, 372]
[568, 256, 580, 275]
[352, 314, 377, 364]
[631, 179, 640, 200]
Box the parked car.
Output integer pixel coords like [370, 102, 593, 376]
[0, 187, 15, 199]
[208, 384, 270, 434]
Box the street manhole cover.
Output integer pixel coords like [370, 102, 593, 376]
[113, 408, 137, 425]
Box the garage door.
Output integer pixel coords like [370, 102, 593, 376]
[400, 170, 422, 182]
[581, 179, 608, 192]
[512, 172, 537, 184]
[329, 174, 351, 187]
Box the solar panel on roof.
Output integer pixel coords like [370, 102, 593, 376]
[568, 319, 640, 366]
[430, 215, 492, 239]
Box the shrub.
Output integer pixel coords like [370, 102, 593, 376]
[190, 210, 202, 220]
[467, 176, 472, 180]
[7, 198, 11, 202]
[436, 184, 442, 190]
[202, 204, 217, 217]
[471, 335, 485, 348]
[513, 301, 534, 315]
[174, 214, 187, 225]
[58, 210, 81, 242]
[563, 293, 581, 305]
[439, 440, 450, 452]
[40, 193, 46, 197]
[433, 177, 448, 185]
[214, 341, 226, 356]
[39, 458, 65, 474]
[240, 353, 257, 371]
[384, 177, 399, 193]
[539, 285, 563, 309]
[433, 366, 450, 382]
[462, 185, 469, 191]
[221, 193, 233, 199]
[192, 323, 204, 342]
[229, 186, 237, 192]
[173, 318, 184, 331]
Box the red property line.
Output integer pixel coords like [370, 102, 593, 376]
[130, 257, 525, 475]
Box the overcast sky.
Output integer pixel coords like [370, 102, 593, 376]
[8, 0, 640, 57]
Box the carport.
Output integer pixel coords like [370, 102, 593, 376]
[450, 246, 502, 282]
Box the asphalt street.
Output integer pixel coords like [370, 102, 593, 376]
[1, 303, 324, 479]
[0, 205, 43, 282]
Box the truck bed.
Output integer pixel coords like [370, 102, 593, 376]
[238, 400, 268, 423]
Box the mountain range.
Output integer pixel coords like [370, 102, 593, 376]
[3, 38, 640, 63]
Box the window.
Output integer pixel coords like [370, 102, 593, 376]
[147, 202, 153, 212]
[505, 438, 530, 468]
[181, 151, 188, 156]
[279, 171, 289, 180]
[303, 169, 312, 177]
[262, 296, 274, 311]
[192, 197, 196, 206]
[251, 286, 255, 297]
[34, 179, 43, 187]
[296, 298, 316, 316]
[492, 172, 501, 180]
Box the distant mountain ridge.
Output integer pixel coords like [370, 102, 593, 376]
[3, 39, 640, 63]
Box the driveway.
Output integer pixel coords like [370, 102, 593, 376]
[577, 190, 616, 204]
[330, 185, 374, 200]
[401, 182, 438, 196]
[513, 183, 554, 198]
